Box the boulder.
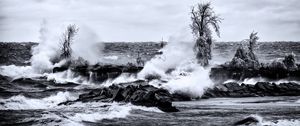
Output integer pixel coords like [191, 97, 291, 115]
[211, 45, 300, 83]
[171, 92, 193, 101]
[203, 82, 300, 98]
[53, 66, 69, 73]
[210, 64, 300, 83]
[234, 116, 259, 126]
[60, 84, 179, 112]
[283, 53, 298, 71]
[71, 64, 143, 82]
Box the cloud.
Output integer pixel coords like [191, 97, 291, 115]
[0, 0, 299, 42]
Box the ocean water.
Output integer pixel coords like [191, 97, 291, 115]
[0, 42, 300, 126]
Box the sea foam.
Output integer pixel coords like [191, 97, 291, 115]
[0, 92, 77, 110]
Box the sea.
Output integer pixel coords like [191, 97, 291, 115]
[0, 42, 300, 126]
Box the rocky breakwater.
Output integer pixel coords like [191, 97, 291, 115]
[0, 74, 80, 98]
[210, 51, 300, 83]
[53, 64, 143, 82]
[202, 82, 300, 98]
[59, 81, 179, 112]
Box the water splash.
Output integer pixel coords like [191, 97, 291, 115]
[0, 92, 77, 110]
[137, 39, 213, 97]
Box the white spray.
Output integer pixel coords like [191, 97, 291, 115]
[138, 29, 214, 97]
[0, 20, 103, 84]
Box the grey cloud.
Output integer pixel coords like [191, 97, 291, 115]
[0, 0, 300, 42]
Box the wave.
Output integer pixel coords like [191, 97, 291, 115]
[239, 114, 300, 126]
[101, 73, 138, 87]
[68, 102, 162, 122]
[0, 65, 37, 78]
[26, 102, 162, 126]
[0, 92, 162, 125]
[224, 77, 300, 85]
[162, 62, 213, 97]
[0, 65, 95, 86]
[0, 92, 77, 110]
[137, 41, 213, 97]
[103, 55, 119, 60]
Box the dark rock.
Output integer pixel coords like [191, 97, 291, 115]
[283, 53, 298, 71]
[0, 74, 10, 83]
[69, 64, 143, 82]
[145, 74, 161, 81]
[234, 116, 259, 125]
[210, 48, 300, 83]
[210, 64, 300, 83]
[53, 66, 69, 73]
[60, 84, 179, 112]
[224, 82, 242, 91]
[172, 92, 192, 101]
[111, 88, 125, 102]
[203, 82, 300, 98]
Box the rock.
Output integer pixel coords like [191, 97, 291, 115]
[145, 74, 161, 81]
[70, 64, 143, 82]
[234, 116, 259, 125]
[211, 46, 300, 82]
[224, 82, 242, 91]
[283, 53, 298, 71]
[61, 84, 179, 112]
[111, 88, 125, 102]
[53, 66, 69, 73]
[203, 82, 300, 98]
[0, 74, 10, 83]
[52, 64, 144, 82]
[172, 92, 192, 101]
[210, 64, 300, 83]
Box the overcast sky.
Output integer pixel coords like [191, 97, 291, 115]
[0, 0, 300, 42]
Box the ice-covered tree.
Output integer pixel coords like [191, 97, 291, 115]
[230, 32, 260, 69]
[190, 2, 221, 66]
[60, 24, 79, 59]
[248, 32, 259, 52]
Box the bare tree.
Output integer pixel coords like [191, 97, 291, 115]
[246, 31, 259, 61]
[190, 2, 221, 66]
[248, 32, 259, 52]
[60, 24, 79, 59]
[230, 32, 260, 69]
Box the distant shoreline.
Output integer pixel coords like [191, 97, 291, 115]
[1, 41, 300, 44]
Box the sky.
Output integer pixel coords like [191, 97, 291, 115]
[0, 0, 300, 42]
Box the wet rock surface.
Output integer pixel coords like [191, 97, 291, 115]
[53, 64, 143, 82]
[0, 75, 81, 99]
[59, 83, 179, 112]
[210, 64, 300, 83]
[233, 116, 259, 126]
[202, 82, 300, 98]
[211, 53, 300, 83]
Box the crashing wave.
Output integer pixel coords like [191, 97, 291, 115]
[0, 92, 77, 110]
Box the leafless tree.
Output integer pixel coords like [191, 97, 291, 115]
[60, 24, 79, 59]
[230, 32, 260, 69]
[248, 32, 259, 52]
[244, 31, 259, 61]
[190, 2, 221, 66]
